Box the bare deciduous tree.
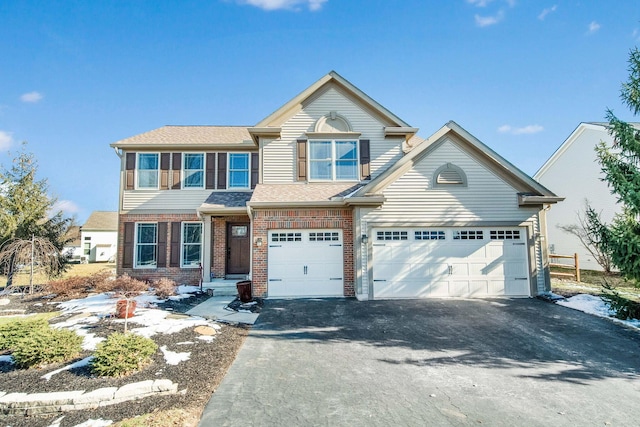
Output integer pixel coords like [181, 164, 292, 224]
[0, 235, 62, 294]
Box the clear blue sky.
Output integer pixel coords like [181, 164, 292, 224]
[1, 0, 639, 223]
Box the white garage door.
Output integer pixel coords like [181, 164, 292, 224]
[268, 229, 344, 298]
[372, 227, 530, 298]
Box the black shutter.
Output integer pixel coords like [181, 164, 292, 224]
[359, 139, 371, 180]
[217, 153, 227, 189]
[170, 222, 181, 267]
[123, 222, 134, 268]
[160, 154, 170, 190]
[125, 153, 136, 190]
[172, 153, 182, 190]
[251, 152, 259, 189]
[157, 222, 167, 267]
[297, 139, 307, 181]
[206, 153, 216, 189]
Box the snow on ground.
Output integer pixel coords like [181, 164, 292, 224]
[0, 354, 13, 364]
[556, 294, 640, 329]
[48, 417, 113, 427]
[160, 345, 190, 365]
[41, 356, 93, 381]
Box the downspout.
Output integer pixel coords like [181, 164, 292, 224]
[247, 203, 253, 281]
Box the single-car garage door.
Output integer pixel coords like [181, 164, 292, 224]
[268, 229, 344, 298]
[372, 227, 530, 298]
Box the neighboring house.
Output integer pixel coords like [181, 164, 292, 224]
[111, 71, 561, 299]
[63, 225, 82, 261]
[535, 122, 628, 271]
[81, 211, 118, 263]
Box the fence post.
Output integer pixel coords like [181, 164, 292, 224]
[574, 253, 580, 282]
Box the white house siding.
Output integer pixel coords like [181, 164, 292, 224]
[122, 189, 215, 212]
[535, 125, 619, 271]
[262, 87, 403, 184]
[357, 138, 545, 298]
[81, 230, 117, 262]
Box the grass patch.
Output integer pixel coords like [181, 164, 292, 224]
[0, 263, 115, 289]
[113, 408, 200, 427]
[0, 311, 59, 326]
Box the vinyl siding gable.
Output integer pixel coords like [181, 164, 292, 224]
[262, 87, 404, 183]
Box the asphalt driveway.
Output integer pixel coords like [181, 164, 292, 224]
[199, 298, 640, 426]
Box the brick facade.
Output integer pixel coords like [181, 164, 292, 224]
[118, 213, 202, 285]
[251, 208, 354, 298]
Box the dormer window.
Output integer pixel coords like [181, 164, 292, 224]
[433, 163, 467, 187]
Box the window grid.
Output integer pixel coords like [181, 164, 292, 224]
[376, 231, 408, 241]
[309, 140, 358, 181]
[135, 223, 157, 268]
[271, 232, 302, 242]
[182, 222, 202, 268]
[228, 153, 250, 189]
[183, 153, 204, 188]
[453, 230, 484, 240]
[490, 230, 521, 240]
[137, 153, 159, 189]
[415, 230, 446, 240]
[309, 232, 339, 242]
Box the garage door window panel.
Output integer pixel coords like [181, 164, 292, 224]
[453, 230, 484, 240]
[415, 230, 446, 240]
[490, 230, 521, 240]
[376, 230, 408, 241]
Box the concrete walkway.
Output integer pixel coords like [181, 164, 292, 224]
[186, 297, 259, 325]
[199, 298, 640, 427]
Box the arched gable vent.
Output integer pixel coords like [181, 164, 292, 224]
[433, 163, 467, 187]
[314, 111, 352, 133]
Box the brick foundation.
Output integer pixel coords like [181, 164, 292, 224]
[251, 208, 354, 298]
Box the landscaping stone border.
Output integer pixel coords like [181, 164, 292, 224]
[0, 379, 180, 416]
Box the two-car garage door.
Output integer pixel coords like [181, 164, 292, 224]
[372, 227, 530, 298]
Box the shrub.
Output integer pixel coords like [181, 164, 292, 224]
[95, 274, 148, 298]
[601, 282, 640, 320]
[11, 327, 83, 368]
[153, 277, 177, 298]
[0, 317, 49, 352]
[46, 270, 113, 298]
[91, 332, 157, 377]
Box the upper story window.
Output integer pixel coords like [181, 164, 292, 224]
[228, 153, 250, 188]
[309, 140, 358, 181]
[183, 153, 204, 188]
[137, 153, 159, 189]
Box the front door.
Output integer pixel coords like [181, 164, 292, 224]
[226, 223, 250, 275]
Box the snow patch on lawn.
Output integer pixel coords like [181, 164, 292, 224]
[0, 354, 13, 364]
[41, 356, 93, 381]
[197, 335, 215, 342]
[556, 294, 640, 329]
[160, 345, 190, 365]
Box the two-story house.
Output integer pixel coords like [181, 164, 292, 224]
[111, 71, 562, 300]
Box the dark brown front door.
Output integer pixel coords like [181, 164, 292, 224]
[226, 223, 250, 275]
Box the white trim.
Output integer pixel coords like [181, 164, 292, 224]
[136, 153, 160, 190]
[181, 152, 205, 189]
[134, 222, 158, 269]
[180, 221, 203, 269]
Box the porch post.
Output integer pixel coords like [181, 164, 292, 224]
[202, 214, 212, 282]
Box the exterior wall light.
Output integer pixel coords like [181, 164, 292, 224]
[255, 237, 263, 247]
[361, 234, 368, 244]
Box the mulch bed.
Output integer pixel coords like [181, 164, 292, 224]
[0, 292, 250, 427]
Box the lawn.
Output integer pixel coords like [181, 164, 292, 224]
[1, 263, 116, 290]
[551, 268, 640, 301]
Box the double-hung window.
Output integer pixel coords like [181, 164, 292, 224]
[228, 153, 250, 189]
[135, 223, 157, 267]
[137, 153, 159, 189]
[182, 222, 202, 267]
[183, 153, 204, 188]
[309, 140, 358, 181]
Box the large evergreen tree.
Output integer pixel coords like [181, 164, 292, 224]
[596, 47, 640, 284]
[0, 143, 73, 285]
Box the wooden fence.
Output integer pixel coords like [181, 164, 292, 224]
[549, 253, 580, 282]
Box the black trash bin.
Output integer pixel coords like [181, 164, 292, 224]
[236, 280, 252, 303]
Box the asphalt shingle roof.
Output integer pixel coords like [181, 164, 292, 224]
[250, 183, 364, 204]
[112, 126, 253, 147]
[83, 211, 118, 231]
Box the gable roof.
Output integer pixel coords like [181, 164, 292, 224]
[83, 211, 118, 231]
[110, 126, 254, 149]
[64, 225, 81, 247]
[250, 71, 417, 140]
[534, 122, 640, 179]
[349, 121, 562, 206]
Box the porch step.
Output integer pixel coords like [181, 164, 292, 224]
[202, 281, 240, 298]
